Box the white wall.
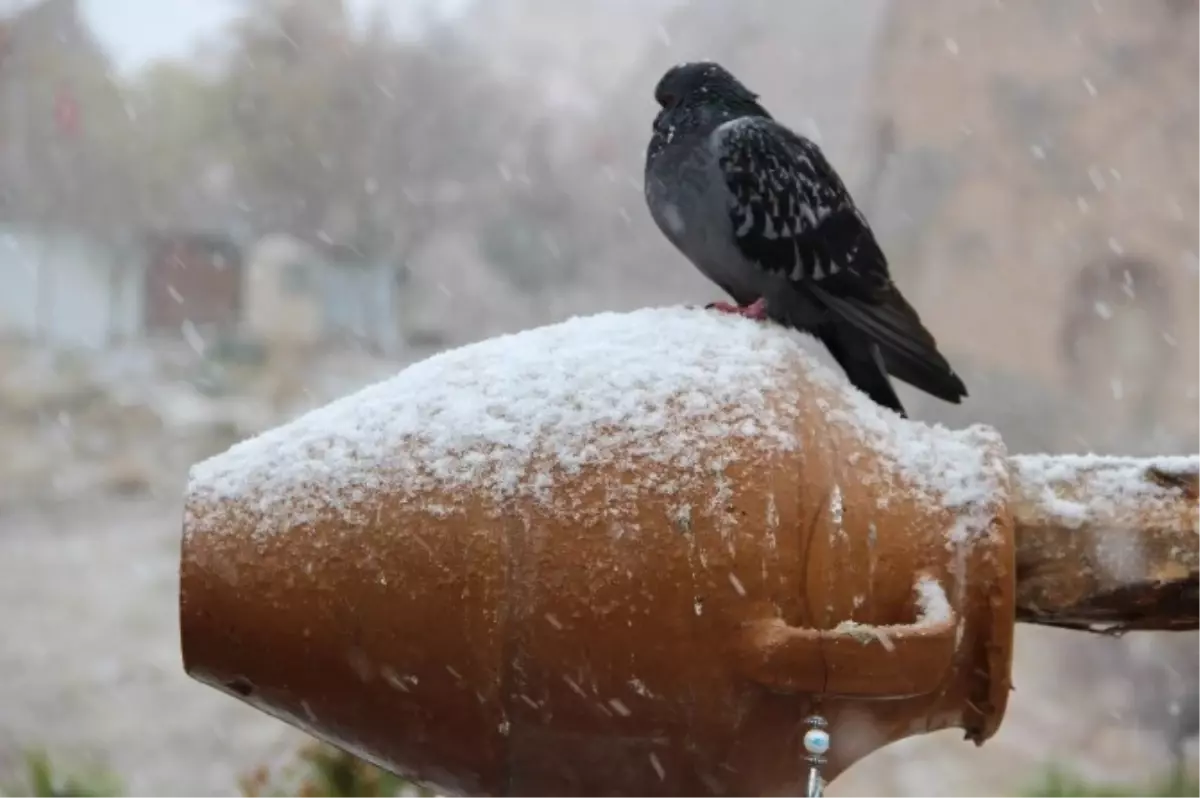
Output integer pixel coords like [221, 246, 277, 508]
[321, 262, 401, 353]
[0, 230, 40, 336]
[0, 225, 143, 348]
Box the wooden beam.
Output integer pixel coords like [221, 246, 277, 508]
[1009, 454, 1198, 634]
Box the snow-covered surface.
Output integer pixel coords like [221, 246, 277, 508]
[1010, 454, 1199, 529]
[819, 377, 1008, 543]
[833, 575, 953, 650]
[188, 306, 1006, 542]
[188, 306, 806, 532]
[914, 575, 953, 625]
[0, 498, 313, 796]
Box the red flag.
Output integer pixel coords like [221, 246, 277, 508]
[55, 85, 80, 136]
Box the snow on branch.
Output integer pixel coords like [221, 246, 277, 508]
[1010, 454, 1199, 634]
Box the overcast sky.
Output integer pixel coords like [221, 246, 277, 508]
[75, 0, 472, 74]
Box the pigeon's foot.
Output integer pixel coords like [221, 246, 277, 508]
[705, 298, 767, 321]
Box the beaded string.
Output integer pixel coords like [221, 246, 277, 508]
[802, 714, 830, 798]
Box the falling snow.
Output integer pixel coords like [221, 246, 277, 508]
[2, 3, 1195, 795]
[648, 752, 666, 782]
[727, 572, 746, 597]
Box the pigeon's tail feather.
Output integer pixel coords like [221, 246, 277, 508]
[878, 341, 967, 405]
[809, 283, 967, 405]
[815, 323, 907, 418]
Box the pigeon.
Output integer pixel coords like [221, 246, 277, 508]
[643, 61, 967, 418]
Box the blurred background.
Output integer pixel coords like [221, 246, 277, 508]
[0, 0, 1195, 795]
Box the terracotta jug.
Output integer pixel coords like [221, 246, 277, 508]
[180, 307, 1016, 796]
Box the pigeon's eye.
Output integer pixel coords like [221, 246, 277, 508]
[654, 76, 679, 107]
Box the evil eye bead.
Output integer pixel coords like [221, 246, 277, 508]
[803, 728, 830, 756]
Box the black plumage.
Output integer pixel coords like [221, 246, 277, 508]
[643, 61, 967, 417]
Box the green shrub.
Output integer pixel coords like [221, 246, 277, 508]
[12, 743, 1195, 797]
[1021, 765, 1199, 797]
[2, 751, 122, 797]
[239, 740, 429, 797]
[3, 742, 424, 798]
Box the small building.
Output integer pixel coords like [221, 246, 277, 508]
[143, 230, 243, 336]
[0, 225, 248, 348]
[242, 233, 402, 354]
[242, 234, 325, 349]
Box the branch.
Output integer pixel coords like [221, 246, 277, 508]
[1010, 454, 1198, 634]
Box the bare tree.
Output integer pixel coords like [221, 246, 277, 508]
[219, 0, 526, 267]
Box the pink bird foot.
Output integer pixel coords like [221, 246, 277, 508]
[705, 297, 767, 321]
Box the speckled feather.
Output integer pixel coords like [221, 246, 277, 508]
[715, 115, 891, 300]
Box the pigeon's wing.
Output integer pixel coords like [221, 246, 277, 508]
[713, 115, 888, 300]
[713, 116, 967, 402]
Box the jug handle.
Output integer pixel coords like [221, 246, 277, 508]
[737, 574, 958, 697]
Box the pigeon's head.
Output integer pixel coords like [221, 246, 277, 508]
[652, 61, 765, 121]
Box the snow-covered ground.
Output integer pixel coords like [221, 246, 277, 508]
[0, 338, 407, 794]
[0, 339, 1194, 796]
[0, 496, 310, 796]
